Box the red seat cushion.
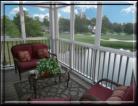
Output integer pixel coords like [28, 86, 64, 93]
[32, 44, 48, 59]
[84, 84, 113, 101]
[18, 59, 37, 72]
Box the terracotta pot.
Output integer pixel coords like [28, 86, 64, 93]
[41, 71, 49, 78]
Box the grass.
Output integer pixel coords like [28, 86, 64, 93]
[100, 40, 135, 51]
[59, 32, 135, 51]
[101, 32, 134, 40]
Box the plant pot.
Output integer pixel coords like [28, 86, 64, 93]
[40, 71, 49, 78]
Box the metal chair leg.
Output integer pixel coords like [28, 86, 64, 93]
[19, 72, 21, 80]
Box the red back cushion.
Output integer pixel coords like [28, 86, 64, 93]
[18, 51, 31, 62]
[11, 44, 32, 59]
[32, 44, 48, 58]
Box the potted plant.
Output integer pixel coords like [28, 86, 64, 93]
[36, 58, 61, 78]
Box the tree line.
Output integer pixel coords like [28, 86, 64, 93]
[3, 11, 134, 38]
[4, 11, 49, 38]
[61, 14, 134, 34]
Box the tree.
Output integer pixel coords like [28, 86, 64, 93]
[112, 23, 122, 33]
[4, 15, 20, 38]
[13, 13, 21, 33]
[43, 16, 49, 26]
[59, 18, 70, 33]
[13, 11, 43, 37]
[123, 23, 133, 34]
[25, 16, 43, 37]
[75, 13, 89, 33]
[102, 16, 112, 34]
[90, 18, 96, 26]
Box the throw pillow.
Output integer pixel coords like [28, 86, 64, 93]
[106, 85, 128, 101]
[18, 51, 31, 62]
[107, 96, 122, 101]
[111, 90, 125, 98]
[37, 49, 49, 59]
[114, 86, 128, 91]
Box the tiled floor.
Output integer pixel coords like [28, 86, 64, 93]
[3, 67, 91, 102]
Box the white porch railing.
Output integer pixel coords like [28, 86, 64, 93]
[57, 38, 136, 88]
[1, 38, 136, 89]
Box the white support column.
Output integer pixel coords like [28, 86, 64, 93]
[54, 5, 59, 57]
[19, 4, 26, 42]
[93, 4, 103, 81]
[49, 5, 55, 53]
[95, 4, 103, 48]
[70, 5, 75, 69]
[70, 5, 75, 41]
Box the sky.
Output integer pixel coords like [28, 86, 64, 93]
[4, 3, 136, 24]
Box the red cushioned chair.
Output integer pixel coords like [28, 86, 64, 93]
[11, 43, 57, 80]
[80, 79, 136, 102]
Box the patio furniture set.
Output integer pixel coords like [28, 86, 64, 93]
[11, 43, 136, 103]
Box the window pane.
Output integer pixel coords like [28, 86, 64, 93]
[74, 5, 97, 44]
[23, 5, 49, 38]
[58, 6, 70, 39]
[3, 5, 21, 38]
[101, 5, 136, 51]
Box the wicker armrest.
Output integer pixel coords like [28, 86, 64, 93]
[96, 78, 122, 87]
[13, 57, 19, 62]
[13, 57, 20, 64]
[48, 51, 57, 57]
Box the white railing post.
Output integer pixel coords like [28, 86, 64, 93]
[19, 2, 26, 43]
[70, 4, 75, 69]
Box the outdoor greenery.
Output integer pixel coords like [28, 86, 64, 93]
[101, 16, 134, 34]
[4, 16, 21, 37]
[59, 33, 135, 51]
[58, 14, 135, 51]
[3, 11, 134, 37]
[59, 14, 134, 34]
[36, 58, 61, 75]
[3, 11, 135, 51]
[3, 11, 49, 38]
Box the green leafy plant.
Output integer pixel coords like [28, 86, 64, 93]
[36, 58, 61, 75]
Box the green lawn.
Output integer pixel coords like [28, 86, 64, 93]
[59, 32, 135, 51]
